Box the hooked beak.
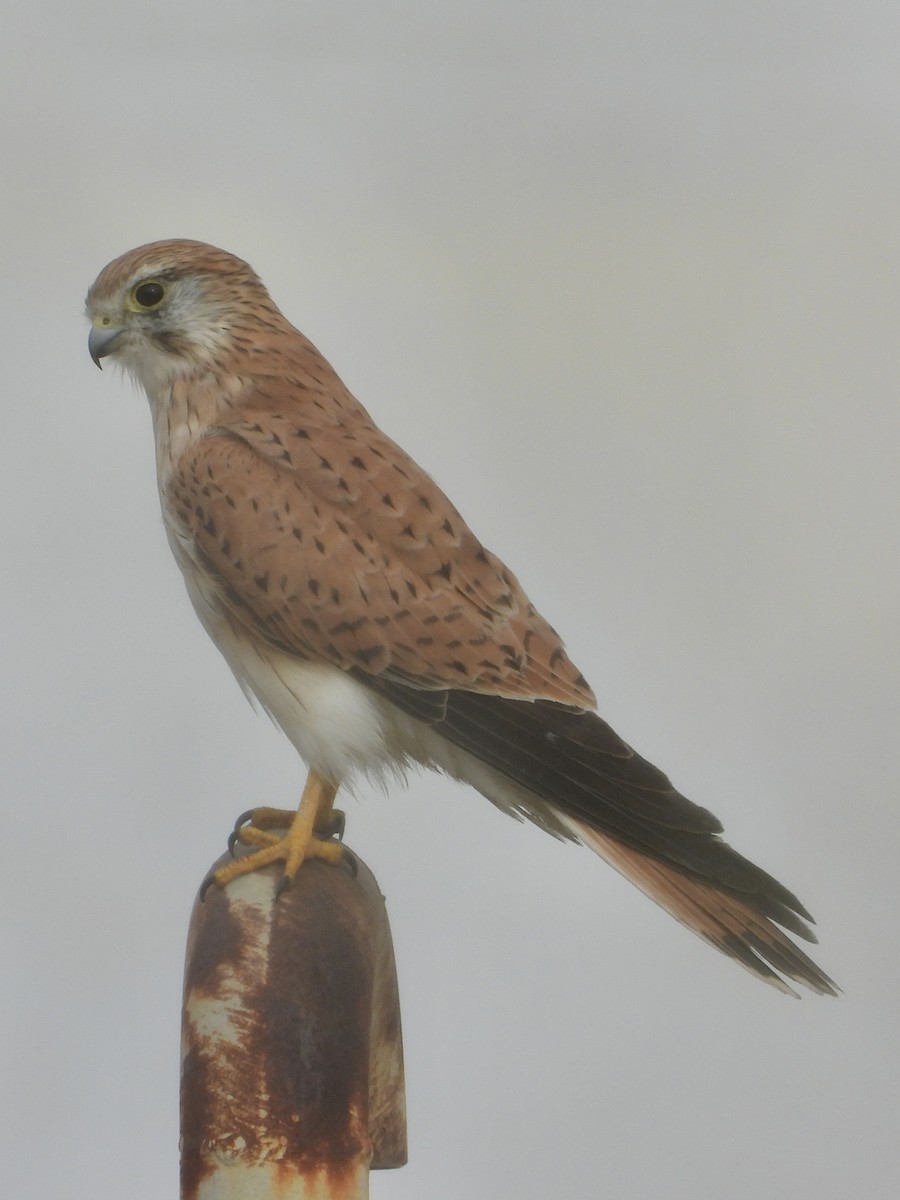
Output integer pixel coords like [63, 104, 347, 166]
[88, 322, 124, 369]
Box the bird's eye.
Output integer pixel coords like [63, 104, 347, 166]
[132, 280, 166, 309]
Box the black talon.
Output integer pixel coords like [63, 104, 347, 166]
[227, 829, 240, 856]
[232, 808, 256, 834]
[342, 848, 358, 878]
[276, 874, 292, 898]
[199, 873, 217, 901]
[324, 809, 346, 842]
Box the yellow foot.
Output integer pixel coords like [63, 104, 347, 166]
[227, 804, 346, 853]
[202, 771, 353, 898]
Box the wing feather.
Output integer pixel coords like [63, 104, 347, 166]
[168, 406, 594, 707]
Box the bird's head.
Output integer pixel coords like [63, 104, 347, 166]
[85, 239, 279, 394]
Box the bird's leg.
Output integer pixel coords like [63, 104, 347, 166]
[209, 770, 351, 894]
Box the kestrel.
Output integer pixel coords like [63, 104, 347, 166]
[86, 240, 836, 997]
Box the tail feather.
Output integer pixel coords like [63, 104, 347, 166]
[560, 816, 838, 997]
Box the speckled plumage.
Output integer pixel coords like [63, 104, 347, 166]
[86, 239, 836, 996]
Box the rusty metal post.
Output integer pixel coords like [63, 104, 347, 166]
[181, 842, 406, 1199]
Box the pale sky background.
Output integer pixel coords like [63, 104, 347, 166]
[2, 2, 899, 1197]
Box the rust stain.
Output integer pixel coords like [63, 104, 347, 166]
[270, 1157, 370, 1198]
[180, 1040, 215, 1198]
[182, 850, 405, 1196]
[182, 879, 274, 1197]
[259, 863, 373, 1163]
[183, 884, 244, 995]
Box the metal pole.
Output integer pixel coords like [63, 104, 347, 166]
[181, 843, 406, 1199]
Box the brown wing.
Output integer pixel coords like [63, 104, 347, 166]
[167, 401, 595, 707]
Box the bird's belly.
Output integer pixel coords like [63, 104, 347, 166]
[230, 636, 404, 784]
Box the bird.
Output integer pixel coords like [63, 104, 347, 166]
[86, 239, 836, 997]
